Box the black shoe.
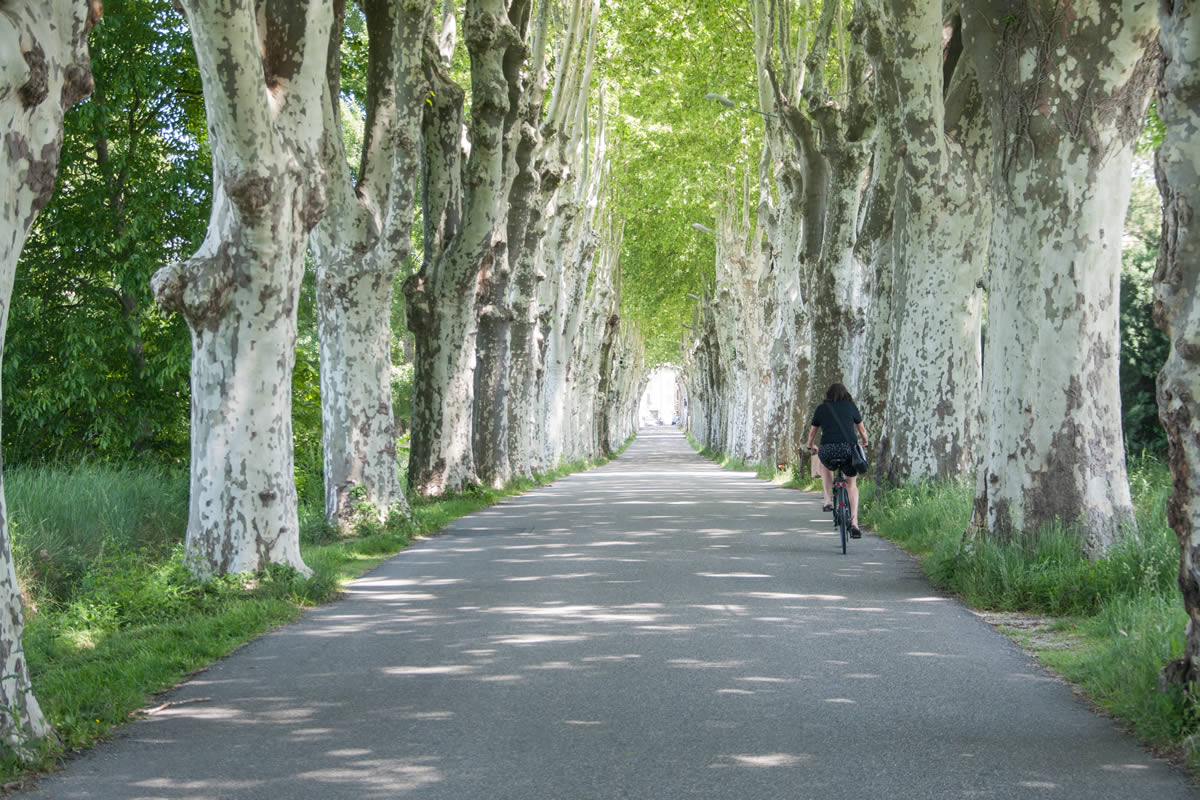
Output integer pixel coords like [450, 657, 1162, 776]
[850, 526, 862, 539]
[822, 503, 833, 512]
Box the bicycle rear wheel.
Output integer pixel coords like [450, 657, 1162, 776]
[834, 479, 849, 554]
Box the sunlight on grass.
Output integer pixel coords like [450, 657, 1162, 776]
[59, 629, 99, 651]
[0, 442, 630, 782]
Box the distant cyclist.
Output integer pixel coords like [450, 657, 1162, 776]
[806, 382, 869, 538]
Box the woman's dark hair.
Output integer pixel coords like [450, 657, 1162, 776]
[825, 382, 854, 404]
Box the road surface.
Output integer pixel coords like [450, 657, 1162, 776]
[18, 428, 1198, 799]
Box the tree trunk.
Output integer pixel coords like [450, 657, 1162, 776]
[506, 0, 600, 475]
[753, 0, 880, 466]
[595, 308, 622, 455]
[604, 323, 642, 451]
[708, 174, 773, 466]
[500, 0, 550, 480]
[522, 1, 601, 470]
[407, 0, 532, 495]
[806, 149, 871, 418]
[315, 265, 405, 524]
[1152, 0, 1200, 687]
[0, 0, 99, 755]
[877, 4, 989, 485]
[507, 184, 545, 479]
[558, 230, 602, 464]
[684, 298, 727, 452]
[471, 0, 538, 489]
[760, 196, 803, 468]
[962, 0, 1156, 553]
[539, 198, 597, 466]
[152, 1, 333, 576]
[405, 6, 476, 496]
[573, 248, 613, 460]
[310, 0, 427, 527]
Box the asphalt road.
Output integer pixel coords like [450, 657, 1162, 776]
[18, 428, 1199, 799]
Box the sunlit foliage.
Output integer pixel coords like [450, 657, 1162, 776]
[5, 0, 208, 464]
[600, 0, 763, 365]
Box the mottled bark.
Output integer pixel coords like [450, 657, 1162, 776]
[1153, 0, 1200, 687]
[0, 0, 98, 755]
[526, 0, 604, 470]
[594, 307, 622, 455]
[507, 0, 580, 479]
[604, 323, 643, 450]
[750, 0, 881, 470]
[877, 5, 989, 485]
[571, 215, 619, 460]
[407, 0, 550, 495]
[800, 1, 876, 420]
[310, 0, 428, 526]
[682, 293, 726, 452]
[707, 173, 773, 465]
[854, 0, 901, 440]
[963, 0, 1156, 553]
[404, 2, 476, 496]
[152, 1, 333, 576]
[537, 178, 595, 465]
[545, 225, 600, 464]
[471, 0, 540, 489]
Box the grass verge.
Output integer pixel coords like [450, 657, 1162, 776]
[1, 449, 622, 785]
[686, 432, 820, 488]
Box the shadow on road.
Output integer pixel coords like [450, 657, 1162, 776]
[17, 429, 1196, 799]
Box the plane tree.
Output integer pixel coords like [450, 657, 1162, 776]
[1153, 0, 1200, 686]
[963, 0, 1157, 554]
[309, 0, 429, 527]
[0, 0, 101, 755]
[151, 0, 336, 576]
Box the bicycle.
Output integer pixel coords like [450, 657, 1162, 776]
[831, 466, 850, 555]
[810, 445, 855, 554]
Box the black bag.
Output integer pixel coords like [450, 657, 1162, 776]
[827, 403, 868, 475]
[850, 442, 869, 475]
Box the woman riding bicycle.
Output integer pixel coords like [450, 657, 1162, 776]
[806, 382, 869, 538]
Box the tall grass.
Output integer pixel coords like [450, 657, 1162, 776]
[862, 458, 1177, 616]
[1041, 594, 1191, 749]
[8, 465, 189, 610]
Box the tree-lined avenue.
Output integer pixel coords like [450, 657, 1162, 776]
[15, 429, 1196, 799]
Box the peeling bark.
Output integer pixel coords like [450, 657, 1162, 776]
[963, 0, 1156, 553]
[153, 1, 334, 576]
[1152, 0, 1200, 686]
[470, 0, 538, 489]
[310, 0, 428, 526]
[854, 0, 901, 438]
[877, 4, 989, 485]
[708, 171, 773, 465]
[744, 0, 882, 472]
[407, 0, 566, 495]
[404, 1, 476, 496]
[0, 0, 99, 755]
